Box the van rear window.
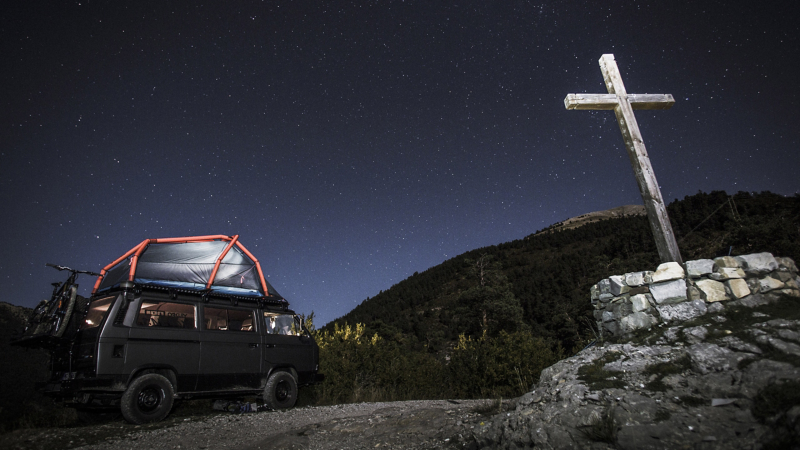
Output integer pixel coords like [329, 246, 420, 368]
[204, 308, 255, 332]
[136, 301, 196, 329]
[80, 296, 115, 330]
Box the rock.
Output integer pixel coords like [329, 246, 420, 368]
[686, 259, 715, 278]
[683, 326, 708, 344]
[609, 275, 630, 296]
[777, 329, 800, 343]
[759, 276, 785, 293]
[746, 277, 761, 294]
[762, 318, 796, 329]
[664, 327, 681, 343]
[735, 252, 778, 276]
[603, 320, 619, 335]
[518, 391, 543, 406]
[731, 293, 774, 308]
[686, 342, 743, 374]
[709, 267, 746, 280]
[656, 299, 707, 322]
[775, 271, 795, 282]
[612, 300, 633, 319]
[620, 312, 657, 333]
[615, 424, 682, 450]
[725, 279, 751, 299]
[651, 262, 685, 283]
[630, 294, 650, 312]
[597, 278, 612, 295]
[707, 302, 725, 314]
[761, 337, 800, 357]
[650, 279, 688, 305]
[776, 256, 798, 273]
[628, 286, 650, 296]
[719, 336, 762, 354]
[625, 271, 648, 287]
[739, 359, 800, 399]
[696, 279, 729, 302]
[686, 284, 703, 301]
[590, 283, 600, 300]
[714, 256, 740, 269]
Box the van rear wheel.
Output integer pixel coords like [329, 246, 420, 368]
[263, 371, 297, 410]
[121, 373, 174, 424]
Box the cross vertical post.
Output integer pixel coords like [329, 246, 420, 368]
[565, 54, 683, 264]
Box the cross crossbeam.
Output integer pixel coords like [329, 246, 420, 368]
[564, 54, 683, 264]
[565, 93, 675, 110]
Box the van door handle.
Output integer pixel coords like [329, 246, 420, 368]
[264, 344, 275, 348]
[249, 343, 259, 348]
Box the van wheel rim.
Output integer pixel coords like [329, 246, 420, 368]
[138, 387, 163, 412]
[275, 380, 289, 402]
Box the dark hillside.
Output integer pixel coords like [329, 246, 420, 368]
[326, 191, 800, 352]
[0, 303, 73, 431]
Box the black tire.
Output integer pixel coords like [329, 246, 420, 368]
[120, 373, 175, 424]
[262, 371, 298, 410]
[53, 285, 77, 337]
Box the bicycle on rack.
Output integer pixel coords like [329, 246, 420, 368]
[23, 263, 101, 339]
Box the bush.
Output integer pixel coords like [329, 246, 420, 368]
[310, 323, 446, 404]
[448, 330, 564, 398]
[309, 324, 563, 404]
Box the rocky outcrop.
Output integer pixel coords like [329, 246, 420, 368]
[472, 290, 800, 449]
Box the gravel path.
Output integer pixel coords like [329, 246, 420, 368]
[1, 399, 493, 450]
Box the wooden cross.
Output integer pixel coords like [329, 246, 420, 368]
[565, 54, 683, 264]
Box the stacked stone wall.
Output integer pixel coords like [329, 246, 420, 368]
[592, 252, 800, 337]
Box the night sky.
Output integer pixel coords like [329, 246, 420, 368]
[2, 1, 798, 326]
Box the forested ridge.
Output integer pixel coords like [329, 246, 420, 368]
[323, 191, 800, 354]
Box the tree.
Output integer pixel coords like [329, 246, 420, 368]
[460, 255, 526, 337]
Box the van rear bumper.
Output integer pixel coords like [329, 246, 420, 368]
[38, 376, 122, 397]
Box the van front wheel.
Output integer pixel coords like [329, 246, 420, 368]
[263, 371, 297, 410]
[121, 373, 174, 424]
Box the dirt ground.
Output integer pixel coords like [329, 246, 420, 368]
[0, 399, 496, 450]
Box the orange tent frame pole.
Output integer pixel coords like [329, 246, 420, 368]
[234, 241, 270, 297]
[91, 239, 149, 295]
[128, 239, 156, 282]
[151, 235, 230, 244]
[206, 235, 239, 289]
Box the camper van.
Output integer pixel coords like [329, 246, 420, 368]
[16, 235, 322, 424]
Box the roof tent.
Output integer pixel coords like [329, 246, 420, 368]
[92, 235, 283, 300]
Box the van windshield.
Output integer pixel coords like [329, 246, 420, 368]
[80, 296, 115, 330]
[264, 313, 302, 336]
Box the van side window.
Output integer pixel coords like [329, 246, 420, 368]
[80, 296, 115, 330]
[264, 313, 300, 336]
[135, 301, 196, 329]
[204, 308, 255, 332]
